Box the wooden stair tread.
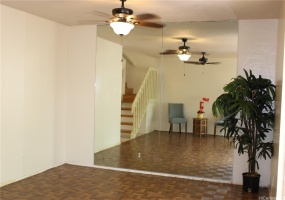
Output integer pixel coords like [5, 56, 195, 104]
[123, 95, 136, 99]
[121, 107, 131, 111]
[122, 100, 134, 103]
[125, 88, 134, 94]
[121, 122, 133, 125]
[121, 114, 133, 118]
[122, 94, 136, 99]
[122, 98, 135, 100]
[121, 129, 132, 134]
[122, 100, 135, 103]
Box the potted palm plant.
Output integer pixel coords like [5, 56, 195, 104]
[212, 69, 275, 192]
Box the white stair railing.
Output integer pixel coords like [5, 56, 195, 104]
[131, 68, 158, 139]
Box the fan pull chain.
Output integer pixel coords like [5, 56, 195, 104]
[121, 35, 124, 62]
[184, 63, 186, 76]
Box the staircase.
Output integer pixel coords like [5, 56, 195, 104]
[121, 68, 158, 141]
[121, 84, 136, 143]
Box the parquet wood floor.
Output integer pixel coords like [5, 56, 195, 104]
[95, 131, 233, 181]
[0, 164, 269, 199]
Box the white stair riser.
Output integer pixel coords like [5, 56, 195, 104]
[121, 133, 131, 138]
[121, 110, 132, 115]
[121, 125, 133, 130]
[121, 117, 133, 122]
[121, 103, 132, 107]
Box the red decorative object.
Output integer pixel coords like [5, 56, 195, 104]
[197, 97, 210, 113]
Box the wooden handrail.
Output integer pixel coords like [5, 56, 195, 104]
[131, 68, 158, 139]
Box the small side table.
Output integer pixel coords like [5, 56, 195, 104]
[193, 118, 208, 137]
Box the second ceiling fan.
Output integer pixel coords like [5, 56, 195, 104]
[161, 38, 197, 61]
[184, 52, 221, 65]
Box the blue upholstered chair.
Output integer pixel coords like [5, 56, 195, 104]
[214, 116, 226, 138]
[214, 114, 233, 138]
[168, 103, 187, 134]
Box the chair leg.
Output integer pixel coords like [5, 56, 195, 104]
[179, 124, 181, 133]
[185, 123, 187, 134]
[169, 123, 173, 134]
[214, 125, 217, 138]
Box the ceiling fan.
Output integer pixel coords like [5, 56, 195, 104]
[160, 38, 197, 61]
[80, 0, 164, 36]
[184, 52, 221, 65]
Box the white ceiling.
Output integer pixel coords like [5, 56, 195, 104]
[1, 0, 282, 58]
[97, 20, 238, 58]
[1, 0, 282, 25]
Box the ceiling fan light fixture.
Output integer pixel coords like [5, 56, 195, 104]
[110, 21, 134, 35]
[177, 52, 191, 61]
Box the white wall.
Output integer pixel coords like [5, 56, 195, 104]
[122, 57, 126, 95]
[1, 5, 67, 186]
[160, 56, 237, 135]
[234, 19, 278, 187]
[271, 1, 285, 198]
[138, 100, 158, 134]
[94, 37, 122, 153]
[124, 48, 159, 93]
[65, 26, 97, 165]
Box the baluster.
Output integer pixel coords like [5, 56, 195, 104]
[131, 68, 159, 138]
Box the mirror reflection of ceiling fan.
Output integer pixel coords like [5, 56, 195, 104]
[184, 52, 221, 65]
[78, 0, 164, 36]
[160, 38, 200, 61]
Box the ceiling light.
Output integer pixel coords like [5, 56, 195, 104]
[110, 22, 134, 36]
[177, 52, 191, 61]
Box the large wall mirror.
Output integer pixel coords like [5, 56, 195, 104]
[94, 20, 238, 182]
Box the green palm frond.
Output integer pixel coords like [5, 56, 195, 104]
[212, 69, 275, 175]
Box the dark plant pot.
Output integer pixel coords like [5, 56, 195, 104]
[242, 173, 261, 193]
